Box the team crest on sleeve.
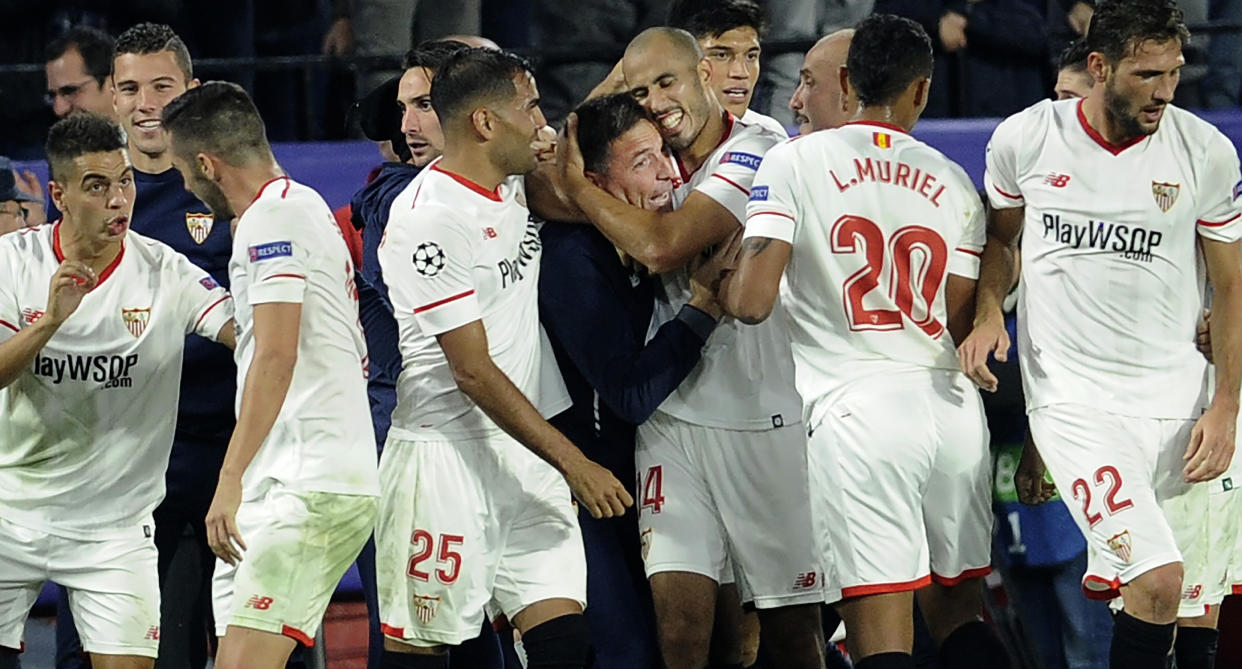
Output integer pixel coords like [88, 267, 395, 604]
[122, 307, 151, 338]
[1107, 529, 1133, 563]
[1151, 182, 1180, 213]
[412, 242, 446, 277]
[185, 212, 215, 244]
[248, 241, 293, 262]
[750, 185, 769, 202]
[720, 151, 763, 170]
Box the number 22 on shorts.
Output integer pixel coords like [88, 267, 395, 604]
[407, 530, 464, 584]
[1071, 465, 1134, 528]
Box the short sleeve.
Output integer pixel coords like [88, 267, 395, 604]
[1195, 131, 1242, 242]
[0, 242, 20, 345]
[744, 141, 800, 244]
[984, 111, 1029, 210]
[694, 130, 781, 223]
[948, 168, 986, 279]
[378, 203, 480, 335]
[166, 248, 234, 341]
[235, 201, 311, 305]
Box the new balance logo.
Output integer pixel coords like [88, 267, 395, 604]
[1044, 173, 1071, 188]
[793, 571, 818, 590]
[482, 227, 498, 240]
[245, 595, 274, 610]
[144, 626, 160, 640]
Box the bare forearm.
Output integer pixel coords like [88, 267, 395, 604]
[972, 234, 1015, 325]
[572, 182, 688, 273]
[0, 319, 59, 389]
[455, 363, 588, 473]
[221, 351, 296, 478]
[1211, 282, 1242, 412]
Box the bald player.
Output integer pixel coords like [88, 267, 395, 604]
[561, 27, 823, 669]
[788, 29, 856, 135]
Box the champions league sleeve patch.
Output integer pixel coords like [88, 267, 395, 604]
[199, 276, 220, 290]
[1233, 179, 1242, 201]
[248, 241, 294, 262]
[720, 151, 763, 170]
[749, 185, 769, 202]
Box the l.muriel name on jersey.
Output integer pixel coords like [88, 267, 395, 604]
[32, 352, 139, 388]
[830, 158, 946, 207]
[1042, 213, 1162, 262]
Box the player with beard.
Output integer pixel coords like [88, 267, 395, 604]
[375, 48, 630, 669]
[163, 82, 379, 669]
[539, 93, 728, 669]
[959, 2, 1242, 667]
[559, 27, 824, 669]
[670, 0, 789, 138]
[0, 113, 234, 669]
[788, 29, 856, 135]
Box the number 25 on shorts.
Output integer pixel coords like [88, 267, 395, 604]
[407, 530, 464, 585]
[1071, 465, 1134, 528]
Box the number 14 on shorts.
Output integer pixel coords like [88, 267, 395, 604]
[639, 466, 665, 514]
[407, 530, 464, 584]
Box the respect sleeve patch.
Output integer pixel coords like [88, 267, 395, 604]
[720, 151, 763, 170]
[248, 241, 294, 262]
[749, 185, 769, 201]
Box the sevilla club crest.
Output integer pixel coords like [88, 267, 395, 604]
[1107, 530, 1133, 564]
[185, 212, 215, 244]
[122, 307, 151, 338]
[1151, 182, 1180, 213]
[412, 594, 441, 625]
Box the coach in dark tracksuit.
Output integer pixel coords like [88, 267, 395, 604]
[538, 94, 725, 669]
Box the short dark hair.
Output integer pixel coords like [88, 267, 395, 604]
[669, 0, 767, 39]
[46, 26, 115, 87]
[430, 48, 535, 124]
[114, 23, 194, 81]
[1085, 0, 1189, 64]
[575, 94, 652, 175]
[162, 81, 271, 166]
[402, 39, 470, 71]
[46, 113, 126, 182]
[1058, 38, 1091, 73]
[847, 14, 933, 108]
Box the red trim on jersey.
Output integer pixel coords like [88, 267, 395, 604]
[1077, 99, 1146, 155]
[261, 273, 307, 281]
[844, 120, 909, 135]
[250, 176, 292, 207]
[1233, 584, 1242, 596]
[193, 296, 232, 332]
[52, 223, 126, 288]
[1199, 212, 1242, 227]
[430, 164, 502, 201]
[1082, 574, 1122, 600]
[381, 623, 406, 638]
[414, 289, 475, 314]
[840, 575, 932, 599]
[711, 173, 750, 195]
[281, 624, 314, 647]
[749, 210, 796, 221]
[931, 566, 991, 587]
[675, 111, 737, 184]
[955, 247, 984, 258]
[0, 319, 18, 333]
[990, 183, 1024, 201]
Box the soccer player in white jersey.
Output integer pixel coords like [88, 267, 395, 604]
[0, 113, 234, 669]
[161, 82, 380, 669]
[374, 48, 631, 669]
[722, 15, 1011, 669]
[558, 27, 824, 669]
[958, 2, 1242, 667]
[670, 0, 790, 139]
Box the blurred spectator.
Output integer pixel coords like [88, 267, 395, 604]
[44, 26, 115, 119]
[0, 158, 42, 235]
[412, 1, 481, 45]
[1054, 38, 1093, 100]
[1205, 0, 1242, 107]
[875, 0, 1050, 117]
[253, 0, 330, 140]
[787, 29, 855, 135]
[755, 0, 873, 127]
[530, 0, 667, 123]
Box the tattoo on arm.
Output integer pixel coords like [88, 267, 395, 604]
[741, 237, 774, 257]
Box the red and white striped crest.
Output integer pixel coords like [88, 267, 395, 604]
[122, 308, 150, 338]
[1151, 182, 1180, 213]
[1107, 530, 1133, 563]
[413, 595, 441, 625]
[185, 212, 214, 244]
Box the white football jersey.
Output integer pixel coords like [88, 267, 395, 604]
[379, 162, 570, 441]
[985, 99, 1242, 419]
[650, 112, 802, 430]
[229, 176, 378, 499]
[0, 224, 233, 538]
[741, 108, 790, 140]
[745, 121, 985, 428]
